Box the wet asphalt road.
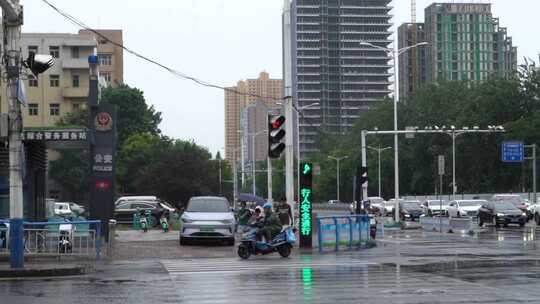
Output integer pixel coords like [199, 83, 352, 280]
[3, 225, 540, 303]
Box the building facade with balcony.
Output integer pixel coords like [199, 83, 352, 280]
[79, 29, 123, 87]
[0, 32, 97, 128]
[283, 0, 393, 158]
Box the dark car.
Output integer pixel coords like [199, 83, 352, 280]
[399, 201, 423, 221]
[478, 201, 527, 228]
[114, 200, 175, 225]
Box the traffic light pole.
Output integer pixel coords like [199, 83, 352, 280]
[2, 0, 24, 268]
[267, 157, 273, 202]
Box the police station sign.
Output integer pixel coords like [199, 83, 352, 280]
[92, 148, 114, 173]
[22, 130, 87, 141]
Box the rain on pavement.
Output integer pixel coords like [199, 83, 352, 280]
[2, 226, 540, 303]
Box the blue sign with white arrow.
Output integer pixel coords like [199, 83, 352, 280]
[502, 141, 524, 163]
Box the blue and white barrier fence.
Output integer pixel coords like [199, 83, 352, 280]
[0, 219, 102, 261]
[316, 215, 372, 253]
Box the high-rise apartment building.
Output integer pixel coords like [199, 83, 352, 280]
[398, 3, 517, 99]
[224, 72, 282, 163]
[0, 33, 97, 128]
[283, 0, 392, 158]
[398, 23, 428, 100]
[79, 29, 124, 87]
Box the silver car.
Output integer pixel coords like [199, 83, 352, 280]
[180, 196, 236, 246]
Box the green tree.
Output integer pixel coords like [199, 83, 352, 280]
[101, 85, 162, 145]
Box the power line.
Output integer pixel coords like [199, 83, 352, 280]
[38, 0, 284, 102]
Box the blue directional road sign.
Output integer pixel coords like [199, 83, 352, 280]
[502, 141, 524, 163]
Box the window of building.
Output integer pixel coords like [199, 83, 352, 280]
[49, 46, 60, 58]
[72, 103, 80, 111]
[28, 45, 38, 56]
[28, 75, 38, 87]
[100, 72, 112, 83]
[72, 74, 80, 87]
[49, 75, 60, 87]
[99, 54, 112, 66]
[71, 46, 79, 58]
[50, 103, 60, 116]
[28, 103, 38, 116]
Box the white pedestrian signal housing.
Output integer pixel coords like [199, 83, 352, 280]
[268, 115, 286, 158]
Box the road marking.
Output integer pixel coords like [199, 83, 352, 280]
[161, 258, 376, 274]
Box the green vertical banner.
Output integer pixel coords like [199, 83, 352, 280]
[299, 162, 313, 248]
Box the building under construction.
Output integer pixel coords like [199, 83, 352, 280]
[283, 0, 393, 158]
[399, 2, 517, 100]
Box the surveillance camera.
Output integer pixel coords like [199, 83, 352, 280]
[23, 53, 55, 76]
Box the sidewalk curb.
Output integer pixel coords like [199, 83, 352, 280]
[0, 264, 91, 278]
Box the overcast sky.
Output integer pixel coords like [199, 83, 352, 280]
[22, 0, 539, 155]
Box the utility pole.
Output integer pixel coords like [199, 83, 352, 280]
[328, 156, 348, 202]
[267, 157, 273, 202]
[218, 158, 222, 196]
[232, 149, 238, 210]
[368, 145, 391, 197]
[2, 0, 24, 269]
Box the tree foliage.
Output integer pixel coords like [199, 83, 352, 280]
[311, 69, 540, 202]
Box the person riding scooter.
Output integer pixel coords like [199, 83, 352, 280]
[256, 203, 282, 242]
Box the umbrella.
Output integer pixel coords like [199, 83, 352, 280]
[237, 193, 266, 206]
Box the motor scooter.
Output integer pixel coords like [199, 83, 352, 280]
[237, 224, 296, 259]
[140, 210, 149, 233]
[160, 211, 169, 232]
[58, 221, 73, 254]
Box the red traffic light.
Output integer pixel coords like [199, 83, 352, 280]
[270, 115, 285, 130]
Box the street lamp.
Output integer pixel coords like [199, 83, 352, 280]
[368, 145, 392, 197]
[360, 40, 428, 222]
[328, 155, 349, 202]
[246, 130, 267, 195]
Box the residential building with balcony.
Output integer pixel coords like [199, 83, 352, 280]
[79, 29, 123, 87]
[0, 32, 97, 128]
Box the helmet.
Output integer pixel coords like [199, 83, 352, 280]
[254, 206, 263, 213]
[263, 202, 273, 209]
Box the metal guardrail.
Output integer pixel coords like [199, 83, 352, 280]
[420, 216, 473, 233]
[0, 220, 102, 260]
[316, 215, 371, 253]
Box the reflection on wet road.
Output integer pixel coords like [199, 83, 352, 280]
[2, 225, 540, 303]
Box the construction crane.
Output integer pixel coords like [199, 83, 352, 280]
[411, 0, 418, 96]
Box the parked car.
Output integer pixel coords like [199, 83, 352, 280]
[68, 202, 86, 216]
[422, 200, 448, 216]
[114, 196, 158, 207]
[114, 200, 175, 225]
[385, 199, 403, 216]
[447, 200, 486, 218]
[492, 194, 530, 220]
[399, 200, 423, 221]
[180, 196, 236, 246]
[478, 201, 527, 228]
[328, 200, 340, 205]
[54, 202, 73, 217]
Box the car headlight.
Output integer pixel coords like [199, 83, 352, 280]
[220, 219, 234, 224]
[496, 213, 505, 217]
[522, 213, 527, 217]
[181, 217, 193, 223]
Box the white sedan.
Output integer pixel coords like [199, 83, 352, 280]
[447, 200, 486, 218]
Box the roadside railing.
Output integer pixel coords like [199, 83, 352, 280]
[316, 215, 372, 253]
[0, 220, 102, 260]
